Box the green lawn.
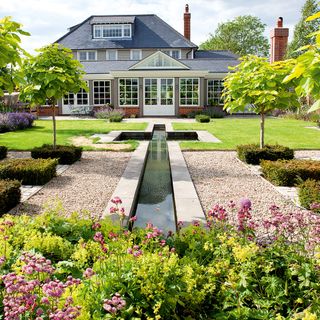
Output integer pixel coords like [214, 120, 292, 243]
[173, 117, 320, 150]
[0, 120, 147, 150]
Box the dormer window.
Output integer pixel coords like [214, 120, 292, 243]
[93, 24, 131, 39]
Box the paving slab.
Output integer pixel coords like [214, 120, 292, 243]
[168, 141, 205, 224]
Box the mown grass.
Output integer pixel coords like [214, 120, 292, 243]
[0, 120, 147, 150]
[173, 117, 320, 150]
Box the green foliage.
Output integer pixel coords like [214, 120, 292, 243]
[237, 144, 294, 164]
[0, 17, 30, 95]
[109, 115, 123, 122]
[299, 179, 320, 212]
[286, 0, 320, 58]
[0, 179, 20, 214]
[0, 145, 7, 159]
[200, 15, 269, 56]
[31, 144, 82, 164]
[261, 159, 320, 186]
[195, 114, 211, 123]
[0, 158, 57, 185]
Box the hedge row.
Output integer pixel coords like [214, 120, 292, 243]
[195, 114, 211, 123]
[0, 146, 7, 160]
[0, 158, 57, 185]
[261, 159, 320, 186]
[0, 179, 21, 215]
[31, 145, 82, 164]
[237, 144, 294, 165]
[299, 179, 320, 213]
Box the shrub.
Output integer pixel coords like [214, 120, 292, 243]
[94, 105, 124, 122]
[261, 159, 320, 186]
[0, 179, 21, 214]
[0, 158, 57, 185]
[31, 144, 82, 164]
[0, 146, 7, 160]
[202, 107, 226, 118]
[109, 115, 123, 122]
[299, 179, 320, 213]
[237, 144, 294, 165]
[186, 110, 203, 118]
[0, 112, 36, 133]
[195, 114, 211, 123]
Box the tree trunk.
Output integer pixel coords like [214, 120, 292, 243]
[260, 113, 265, 149]
[52, 103, 56, 150]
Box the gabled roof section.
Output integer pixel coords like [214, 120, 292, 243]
[130, 51, 189, 70]
[56, 14, 197, 49]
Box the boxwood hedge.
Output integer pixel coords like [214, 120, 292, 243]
[299, 179, 320, 213]
[31, 144, 82, 164]
[0, 146, 7, 160]
[0, 158, 57, 185]
[0, 179, 21, 214]
[237, 144, 294, 165]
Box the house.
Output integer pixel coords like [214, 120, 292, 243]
[53, 5, 288, 117]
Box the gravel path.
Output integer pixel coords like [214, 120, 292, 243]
[183, 151, 320, 224]
[11, 152, 130, 217]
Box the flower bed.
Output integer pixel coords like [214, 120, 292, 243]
[0, 112, 36, 133]
[0, 198, 319, 319]
[261, 159, 320, 186]
[0, 158, 57, 185]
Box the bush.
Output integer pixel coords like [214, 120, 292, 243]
[237, 144, 294, 165]
[31, 144, 82, 164]
[94, 105, 124, 122]
[0, 146, 7, 160]
[109, 115, 123, 122]
[202, 107, 226, 118]
[195, 114, 211, 123]
[0, 179, 21, 214]
[186, 110, 202, 118]
[261, 159, 320, 186]
[299, 179, 320, 213]
[0, 158, 57, 185]
[0, 112, 36, 133]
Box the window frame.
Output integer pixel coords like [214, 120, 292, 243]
[77, 51, 97, 61]
[207, 79, 224, 106]
[162, 49, 181, 59]
[93, 24, 132, 39]
[106, 49, 118, 61]
[179, 78, 200, 106]
[118, 78, 139, 107]
[130, 49, 142, 60]
[93, 80, 112, 106]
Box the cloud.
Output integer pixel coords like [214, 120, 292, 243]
[0, 0, 306, 54]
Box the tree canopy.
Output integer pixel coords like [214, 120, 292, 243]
[0, 16, 29, 95]
[20, 44, 87, 147]
[200, 15, 269, 57]
[286, 0, 320, 58]
[223, 55, 299, 148]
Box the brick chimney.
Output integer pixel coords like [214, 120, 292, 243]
[270, 17, 289, 63]
[184, 4, 191, 41]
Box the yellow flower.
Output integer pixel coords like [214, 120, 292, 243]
[232, 243, 258, 262]
[301, 310, 317, 320]
[275, 314, 285, 320]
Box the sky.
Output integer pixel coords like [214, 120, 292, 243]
[0, 0, 307, 54]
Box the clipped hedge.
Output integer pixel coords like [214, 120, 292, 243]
[299, 179, 320, 213]
[261, 159, 320, 186]
[0, 146, 7, 160]
[31, 144, 82, 164]
[195, 114, 211, 123]
[0, 179, 21, 214]
[0, 158, 57, 185]
[237, 144, 294, 165]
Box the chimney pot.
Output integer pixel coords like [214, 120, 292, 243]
[185, 4, 189, 13]
[277, 17, 283, 28]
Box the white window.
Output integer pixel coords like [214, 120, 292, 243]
[119, 78, 139, 106]
[63, 88, 89, 106]
[180, 78, 199, 106]
[106, 50, 118, 60]
[78, 51, 97, 61]
[130, 49, 142, 60]
[93, 24, 131, 39]
[208, 80, 224, 105]
[163, 49, 181, 59]
[93, 80, 111, 105]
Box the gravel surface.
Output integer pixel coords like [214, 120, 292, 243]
[11, 152, 130, 217]
[183, 151, 319, 225]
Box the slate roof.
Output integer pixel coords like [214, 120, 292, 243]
[80, 55, 238, 74]
[195, 50, 239, 59]
[57, 15, 197, 50]
[90, 16, 135, 24]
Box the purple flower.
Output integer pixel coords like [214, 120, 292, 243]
[83, 268, 95, 278]
[240, 198, 252, 210]
[103, 293, 126, 314]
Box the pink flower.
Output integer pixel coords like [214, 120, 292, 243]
[92, 222, 101, 230]
[111, 197, 122, 205]
[129, 216, 137, 222]
[103, 293, 126, 314]
[240, 198, 252, 210]
[83, 268, 95, 278]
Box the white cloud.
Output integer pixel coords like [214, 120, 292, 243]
[0, 0, 306, 54]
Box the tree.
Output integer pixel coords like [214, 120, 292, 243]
[0, 16, 29, 95]
[223, 55, 299, 148]
[20, 44, 87, 148]
[200, 15, 269, 57]
[284, 11, 320, 112]
[286, 0, 320, 58]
